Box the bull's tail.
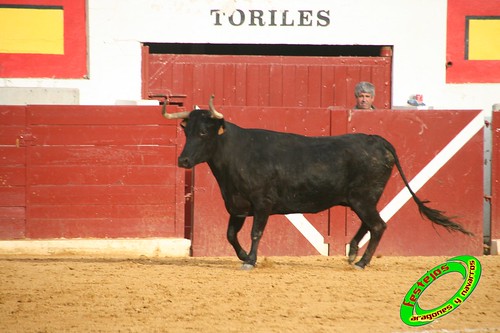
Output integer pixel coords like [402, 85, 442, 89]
[382, 139, 474, 236]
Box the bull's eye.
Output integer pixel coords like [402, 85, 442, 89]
[199, 129, 209, 137]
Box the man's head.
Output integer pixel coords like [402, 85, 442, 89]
[354, 81, 375, 109]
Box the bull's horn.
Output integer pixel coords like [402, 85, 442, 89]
[208, 95, 224, 119]
[161, 102, 191, 119]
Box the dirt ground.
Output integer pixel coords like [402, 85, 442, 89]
[0, 255, 498, 333]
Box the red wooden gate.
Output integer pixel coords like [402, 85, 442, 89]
[0, 105, 185, 239]
[146, 54, 392, 109]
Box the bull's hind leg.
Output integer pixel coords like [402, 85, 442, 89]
[350, 206, 387, 270]
[227, 215, 249, 262]
[347, 224, 369, 264]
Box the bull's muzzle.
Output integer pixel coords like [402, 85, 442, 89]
[178, 156, 193, 169]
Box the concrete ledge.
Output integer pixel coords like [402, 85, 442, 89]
[0, 238, 191, 257]
[115, 99, 159, 105]
[491, 239, 500, 255]
[0, 87, 79, 105]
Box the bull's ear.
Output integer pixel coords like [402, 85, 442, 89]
[180, 119, 188, 128]
[218, 123, 225, 135]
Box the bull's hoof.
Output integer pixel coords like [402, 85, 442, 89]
[240, 263, 255, 271]
[347, 254, 357, 264]
[354, 261, 366, 270]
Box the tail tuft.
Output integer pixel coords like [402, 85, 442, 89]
[416, 199, 474, 236]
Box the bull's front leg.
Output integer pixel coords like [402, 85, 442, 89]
[227, 215, 249, 262]
[242, 212, 270, 270]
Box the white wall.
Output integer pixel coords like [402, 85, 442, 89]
[1, 0, 499, 114]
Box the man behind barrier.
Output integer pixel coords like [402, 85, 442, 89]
[354, 81, 376, 110]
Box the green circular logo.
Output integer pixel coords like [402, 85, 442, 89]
[400, 255, 481, 326]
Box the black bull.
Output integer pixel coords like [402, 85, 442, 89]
[164, 97, 472, 270]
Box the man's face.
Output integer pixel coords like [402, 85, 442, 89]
[355, 92, 374, 109]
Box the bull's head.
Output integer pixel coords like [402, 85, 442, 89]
[162, 95, 225, 169]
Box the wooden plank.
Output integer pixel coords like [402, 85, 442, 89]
[162, 60, 174, 89]
[294, 65, 309, 107]
[26, 217, 175, 238]
[0, 217, 25, 239]
[235, 63, 247, 105]
[307, 65, 322, 108]
[181, 62, 195, 109]
[330, 110, 348, 136]
[269, 64, 283, 107]
[282, 65, 296, 107]
[246, 63, 260, 106]
[257, 64, 270, 106]
[157, 54, 390, 66]
[0, 106, 26, 125]
[192, 63, 205, 105]
[224, 107, 330, 137]
[0, 207, 26, 239]
[0, 207, 25, 219]
[202, 63, 217, 104]
[371, 62, 392, 108]
[334, 66, 349, 108]
[30, 125, 177, 146]
[29, 165, 177, 185]
[346, 65, 362, 107]
[222, 63, 237, 106]
[171, 62, 185, 98]
[359, 63, 372, 82]
[0, 167, 25, 186]
[0, 187, 25, 206]
[321, 66, 335, 107]
[148, 58, 174, 98]
[29, 146, 176, 166]
[0, 148, 25, 166]
[28, 106, 178, 125]
[0, 127, 24, 145]
[213, 63, 225, 102]
[0, 206, 25, 239]
[30, 204, 174, 219]
[29, 185, 176, 205]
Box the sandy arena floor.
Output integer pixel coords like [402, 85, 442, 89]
[0, 255, 499, 333]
